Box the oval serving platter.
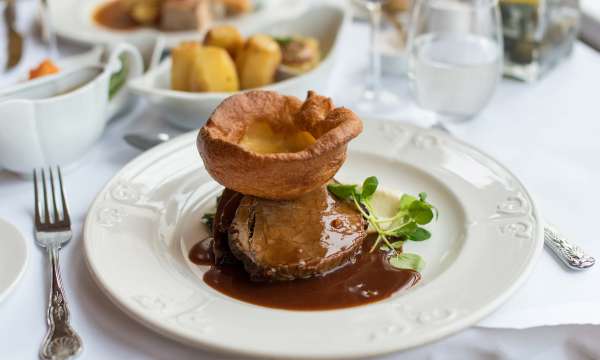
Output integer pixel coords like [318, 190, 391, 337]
[83, 120, 542, 359]
[49, 0, 308, 61]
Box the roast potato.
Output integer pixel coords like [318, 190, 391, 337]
[171, 42, 202, 91]
[189, 46, 239, 92]
[203, 25, 244, 58]
[171, 42, 239, 92]
[236, 34, 282, 90]
[218, 0, 253, 15]
[120, 0, 161, 25]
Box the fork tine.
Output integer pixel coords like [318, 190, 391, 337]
[48, 167, 61, 223]
[57, 166, 71, 226]
[33, 169, 42, 228]
[41, 168, 51, 224]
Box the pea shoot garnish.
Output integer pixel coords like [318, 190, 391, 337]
[328, 176, 438, 272]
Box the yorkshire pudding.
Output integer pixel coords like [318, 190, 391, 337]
[197, 90, 363, 199]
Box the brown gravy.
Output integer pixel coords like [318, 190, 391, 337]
[189, 234, 420, 311]
[188, 237, 214, 266]
[93, 1, 142, 31]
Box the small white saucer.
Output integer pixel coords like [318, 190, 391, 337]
[0, 218, 28, 303]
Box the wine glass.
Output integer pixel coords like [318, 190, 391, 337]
[39, 0, 60, 58]
[352, 0, 406, 114]
[407, 0, 503, 123]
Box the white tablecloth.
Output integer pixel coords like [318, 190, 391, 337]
[2, 2, 600, 359]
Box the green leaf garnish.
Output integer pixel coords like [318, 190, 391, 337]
[360, 176, 378, 199]
[408, 200, 434, 225]
[109, 54, 128, 99]
[328, 176, 438, 273]
[388, 222, 431, 241]
[327, 183, 358, 200]
[387, 221, 417, 238]
[389, 253, 425, 272]
[380, 241, 404, 251]
[201, 213, 215, 232]
[398, 194, 417, 210]
[273, 36, 293, 47]
[408, 227, 431, 241]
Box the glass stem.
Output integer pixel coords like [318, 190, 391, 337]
[365, 1, 382, 100]
[40, 0, 59, 58]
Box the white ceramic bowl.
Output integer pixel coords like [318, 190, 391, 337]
[128, 4, 350, 130]
[0, 44, 143, 175]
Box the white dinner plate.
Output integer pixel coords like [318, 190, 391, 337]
[50, 0, 308, 58]
[83, 120, 543, 358]
[0, 218, 28, 303]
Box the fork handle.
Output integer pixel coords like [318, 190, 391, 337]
[40, 244, 83, 360]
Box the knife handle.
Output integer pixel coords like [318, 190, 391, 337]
[544, 225, 595, 270]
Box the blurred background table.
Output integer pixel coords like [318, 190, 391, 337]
[2, 1, 600, 359]
[582, 0, 600, 49]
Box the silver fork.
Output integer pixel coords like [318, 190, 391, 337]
[33, 167, 82, 360]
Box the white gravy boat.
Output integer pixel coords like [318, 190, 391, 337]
[0, 43, 143, 175]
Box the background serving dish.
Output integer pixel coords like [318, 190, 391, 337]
[49, 0, 308, 60]
[128, 4, 349, 129]
[83, 120, 543, 358]
[0, 44, 143, 174]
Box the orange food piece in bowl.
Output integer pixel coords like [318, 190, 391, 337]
[29, 59, 60, 80]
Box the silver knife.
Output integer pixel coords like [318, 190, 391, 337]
[4, 0, 23, 70]
[430, 124, 595, 271]
[544, 224, 595, 270]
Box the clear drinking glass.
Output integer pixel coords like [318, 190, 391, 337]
[408, 0, 503, 123]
